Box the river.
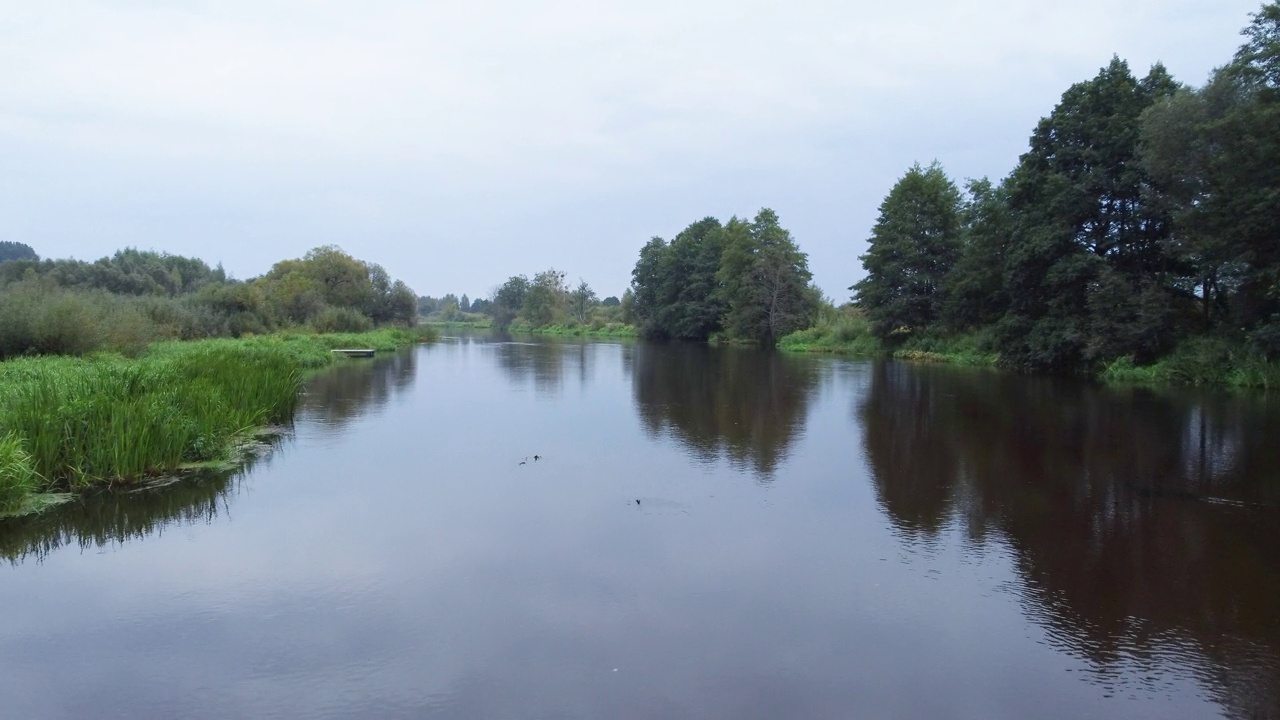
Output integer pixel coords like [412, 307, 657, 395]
[1, 334, 1277, 719]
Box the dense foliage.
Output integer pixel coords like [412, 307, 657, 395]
[0, 245, 418, 360]
[629, 209, 819, 344]
[852, 4, 1280, 378]
[0, 242, 37, 264]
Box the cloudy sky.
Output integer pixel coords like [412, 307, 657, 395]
[0, 1, 1265, 300]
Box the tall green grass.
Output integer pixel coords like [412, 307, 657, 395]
[778, 307, 880, 355]
[0, 329, 432, 515]
[0, 434, 42, 514]
[1100, 336, 1280, 388]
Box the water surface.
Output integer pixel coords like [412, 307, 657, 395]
[2, 336, 1277, 719]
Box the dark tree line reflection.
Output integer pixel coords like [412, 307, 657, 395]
[860, 361, 1280, 718]
[627, 342, 820, 479]
[0, 352, 418, 563]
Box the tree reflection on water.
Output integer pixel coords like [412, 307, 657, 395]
[859, 361, 1280, 718]
[628, 342, 820, 480]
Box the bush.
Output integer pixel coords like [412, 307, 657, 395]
[311, 307, 374, 334]
[0, 281, 166, 359]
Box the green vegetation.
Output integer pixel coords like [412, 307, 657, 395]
[0, 245, 418, 361]
[0, 241, 37, 264]
[428, 267, 635, 336]
[777, 305, 995, 366]
[0, 330, 431, 518]
[629, 209, 820, 345]
[507, 322, 638, 337]
[847, 4, 1280, 386]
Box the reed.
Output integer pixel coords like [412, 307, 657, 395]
[0, 329, 430, 513]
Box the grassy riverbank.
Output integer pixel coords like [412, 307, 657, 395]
[779, 315, 1278, 388]
[0, 328, 431, 517]
[1099, 338, 1280, 389]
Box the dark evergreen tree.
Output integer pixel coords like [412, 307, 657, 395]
[0, 241, 36, 264]
[718, 209, 820, 344]
[854, 162, 963, 342]
[996, 58, 1178, 372]
[942, 178, 1013, 331]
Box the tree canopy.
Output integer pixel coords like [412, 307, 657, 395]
[0, 242, 36, 264]
[628, 209, 817, 345]
[853, 3, 1280, 374]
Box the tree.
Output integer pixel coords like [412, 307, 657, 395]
[568, 279, 598, 324]
[660, 217, 727, 340]
[1200, 2, 1280, 353]
[459, 293, 470, 313]
[0, 242, 36, 264]
[602, 296, 621, 307]
[626, 217, 728, 340]
[854, 162, 963, 341]
[490, 275, 530, 330]
[996, 58, 1178, 372]
[630, 237, 668, 332]
[439, 293, 461, 321]
[717, 209, 819, 344]
[522, 269, 567, 326]
[942, 178, 1014, 331]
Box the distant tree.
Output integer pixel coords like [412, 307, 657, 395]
[522, 269, 567, 326]
[490, 275, 530, 330]
[417, 295, 440, 316]
[659, 217, 727, 340]
[459, 293, 470, 313]
[627, 217, 727, 340]
[602, 296, 621, 307]
[717, 209, 819, 344]
[0, 242, 36, 264]
[854, 162, 963, 342]
[439, 293, 461, 321]
[620, 288, 637, 324]
[568, 279, 599, 324]
[630, 238, 668, 330]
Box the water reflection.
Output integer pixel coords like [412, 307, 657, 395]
[487, 334, 605, 396]
[300, 350, 418, 430]
[860, 361, 1280, 718]
[627, 343, 820, 479]
[0, 474, 246, 565]
[0, 352, 417, 564]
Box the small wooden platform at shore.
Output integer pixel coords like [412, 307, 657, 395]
[330, 348, 376, 358]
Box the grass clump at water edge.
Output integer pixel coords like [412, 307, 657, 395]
[0, 330, 429, 516]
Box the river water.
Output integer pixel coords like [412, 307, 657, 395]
[1, 335, 1277, 719]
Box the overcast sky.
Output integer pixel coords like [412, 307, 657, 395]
[0, 1, 1265, 300]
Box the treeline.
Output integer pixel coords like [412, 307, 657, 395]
[0, 242, 37, 264]
[0, 245, 417, 359]
[628, 209, 821, 344]
[425, 270, 625, 332]
[853, 4, 1280, 379]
